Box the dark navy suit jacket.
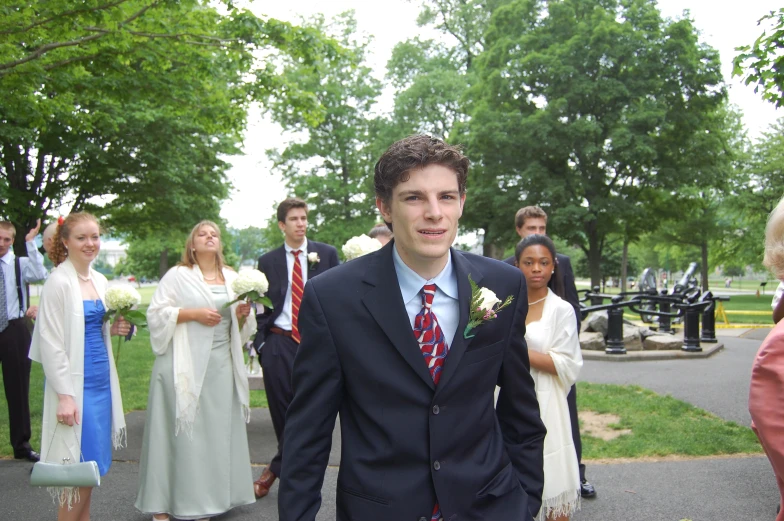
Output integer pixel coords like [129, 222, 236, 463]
[279, 242, 546, 521]
[253, 239, 339, 349]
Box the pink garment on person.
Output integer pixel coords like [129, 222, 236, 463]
[749, 319, 784, 521]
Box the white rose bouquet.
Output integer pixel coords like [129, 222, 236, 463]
[342, 234, 383, 261]
[464, 275, 514, 338]
[103, 284, 146, 362]
[225, 269, 273, 328]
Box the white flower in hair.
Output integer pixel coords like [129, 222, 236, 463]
[342, 234, 383, 260]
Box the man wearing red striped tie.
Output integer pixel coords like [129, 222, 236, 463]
[252, 197, 339, 499]
[279, 136, 545, 521]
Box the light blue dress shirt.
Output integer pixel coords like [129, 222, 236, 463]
[1, 241, 47, 321]
[392, 245, 459, 347]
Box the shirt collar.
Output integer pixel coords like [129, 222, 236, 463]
[392, 245, 458, 304]
[284, 237, 308, 255]
[0, 249, 14, 265]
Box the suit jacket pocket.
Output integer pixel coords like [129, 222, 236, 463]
[337, 485, 390, 506]
[462, 339, 504, 366]
[476, 461, 521, 499]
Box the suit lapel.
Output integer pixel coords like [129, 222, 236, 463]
[361, 244, 435, 390]
[273, 246, 288, 298]
[435, 250, 483, 395]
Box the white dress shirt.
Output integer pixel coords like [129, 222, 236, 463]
[1, 240, 47, 320]
[274, 238, 309, 331]
[392, 245, 459, 347]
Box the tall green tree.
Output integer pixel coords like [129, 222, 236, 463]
[712, 117, 784, 271]
[1, 0, 336, 253]
[387, 1, 516, 257]
[469, 0, 726, 285]
[264, 11, 382, 250]
[734, 8, 784, 107]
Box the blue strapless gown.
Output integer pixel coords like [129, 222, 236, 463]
[81, 300, 113, 476]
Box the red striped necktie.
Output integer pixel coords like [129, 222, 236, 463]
[291, 250, 303, 343]
[413, 283, 448, 521]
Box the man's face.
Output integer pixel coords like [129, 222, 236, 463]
[517, 217, 547, 238]
[0, 228, 13, 257]
[278, 207, 308, 245]
[377, 164, 465, 277]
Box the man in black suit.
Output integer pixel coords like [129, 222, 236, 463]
[252, 197, 339, 499]
[279, 136, 546, 521]
[504, 205, 596, 499]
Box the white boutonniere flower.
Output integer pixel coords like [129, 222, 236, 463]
[464, 275, 514, 338]
[342, 234, 382, 260]
[307, 252, 320, 270]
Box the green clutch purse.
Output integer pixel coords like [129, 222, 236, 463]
[30, 460, 100, 488]
[30, 424, 101, 488]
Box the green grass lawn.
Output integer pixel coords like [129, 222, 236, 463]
[578, 382, 761, 459]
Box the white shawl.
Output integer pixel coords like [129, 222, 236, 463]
[147, 265, 256, 437]
[29, 259, 126, 506]
[529, 288, 583, 520]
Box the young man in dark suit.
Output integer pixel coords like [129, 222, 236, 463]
[504, 205, 597, 499]
[279, 136, 546, 521]
[252, 197, 339, 499]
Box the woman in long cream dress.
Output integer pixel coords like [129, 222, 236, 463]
[135, 221, 256, 521]
[515, 234, 582, 521]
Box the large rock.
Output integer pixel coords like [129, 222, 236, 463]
[585, 311, 608, 336]
[622, 324, 643, 351]
[643, 335, 682, 351]
[580, 331, 606, 351]
[639, 327, 658, 340]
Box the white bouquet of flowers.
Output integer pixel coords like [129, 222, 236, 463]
[342, 234, 383, 261]
[103, 284, 146, 362]
[225, 269, 272, 327]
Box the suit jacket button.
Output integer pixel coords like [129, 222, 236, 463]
[433, 460, 441, 470]
[432, 405, 440, 415]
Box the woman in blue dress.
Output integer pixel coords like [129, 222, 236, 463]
[30, 213, 130, 521]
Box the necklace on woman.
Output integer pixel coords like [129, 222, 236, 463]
[528, 295, 546, 306]
[77, 272, 91, 282]
[202, 273, 217, 281]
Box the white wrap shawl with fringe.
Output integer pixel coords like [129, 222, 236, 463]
[146, 265, 256, 437]
[29, 259, 127, 507]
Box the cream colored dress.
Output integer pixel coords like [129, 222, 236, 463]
[527, 289, 583, 520]
[135, 285, 255, 519]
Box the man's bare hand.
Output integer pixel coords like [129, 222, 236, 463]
[24, 219, 41, 243]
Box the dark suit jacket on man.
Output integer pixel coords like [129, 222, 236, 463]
[279, 242, 546, 521]
[253, 239, 339, 349]
[504, 252, 581, 328]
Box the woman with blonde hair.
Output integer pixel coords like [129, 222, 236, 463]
[135, 221, 256, 521]
[750, 196, 784, 521]
[29, 213, 131, 520]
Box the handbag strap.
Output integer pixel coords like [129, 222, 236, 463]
[44, 423, 87, 464]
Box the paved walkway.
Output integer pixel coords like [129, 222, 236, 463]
[1, 335, 779, 520]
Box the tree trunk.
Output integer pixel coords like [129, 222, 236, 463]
[620, 239, 629, 293]
[158, 248, 169, 280]
[701, 240, 709, 290]
[587, 233, 602, 289]
[483, 242, 504, 260]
